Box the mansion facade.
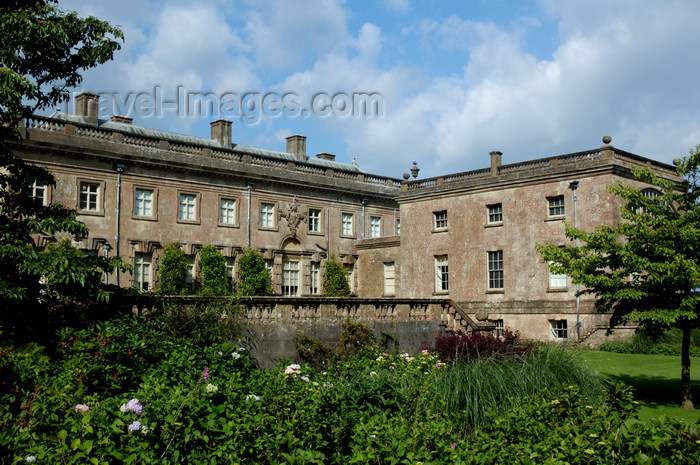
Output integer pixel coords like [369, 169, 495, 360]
[14, 93, 682, 342]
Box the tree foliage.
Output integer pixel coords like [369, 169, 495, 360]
[198, 245, 230, 296]
[538, 147, 700, 409]
[158, 243, 189, 295]
[0, 1, 124, 342]
[323, 254, 351, 297]
[236, 248, 272, 296]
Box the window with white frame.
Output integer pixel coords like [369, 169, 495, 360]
[27, 178, 47, 206]
[185, 255, 196, 291]
[134, 252, 151, 290]
[488, 251, 504, 290]
[310, 261, 320, 294]
[637, 188, 661, 215]
[79, 182, 100, 211]
[488, 203, 502, 224]
[434, 210, 448, 229]
[309, 209, 321, 232]
[548, 195, 565, 217]
[341, 213, 354, 236]
[384, 262, 395, 296]
[134, 188, 153, 217]
[220, 198, 236, 224]
[281, 259, 300, 296]
[491, 319, 505, 338]
[179, 193, 196, 221]
[550, 319, 568, 339]
[435, 255, 448, 292]
[369, 216, 381, 238]
[225, 257, 235, 293]
[549, 262, 567, 289]
[260, 202, 275, 228]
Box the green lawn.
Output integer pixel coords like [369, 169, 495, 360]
[579, 351, 700, 423]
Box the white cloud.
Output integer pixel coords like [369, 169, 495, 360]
[244, 0, 348, 69]
[343, 1, 700, 177]
[384, 0, 411, 14]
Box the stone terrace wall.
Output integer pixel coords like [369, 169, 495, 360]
[129, 296, 486, 369]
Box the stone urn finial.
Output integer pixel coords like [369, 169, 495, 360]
[410, 161, 420, 179]
[602, 135, 612, 145]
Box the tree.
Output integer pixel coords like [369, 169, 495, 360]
[158, 243, 189, 295]
[236, 248, 272, 296]
[198, 245, 230, 296]
[324, 254, 351, 297]
[538, 147, 700, 409]
[0, 1, 124, 341]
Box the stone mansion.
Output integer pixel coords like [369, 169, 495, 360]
[14, 93, 682, 343]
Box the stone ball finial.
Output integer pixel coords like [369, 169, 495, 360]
[602, 135, 612, 145]
[673, 158, 682, 166]
[403, 172, 410, 180]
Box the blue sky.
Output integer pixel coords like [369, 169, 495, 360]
[58, 0, 700, 178]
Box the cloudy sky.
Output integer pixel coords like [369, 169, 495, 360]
[58, 0, 700, 178]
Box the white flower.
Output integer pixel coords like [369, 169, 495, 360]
[128, 421, 141, 432]
[232, 352, 241, 360]
[299, 376, 310, 383]
[369, 371, 377, 376]
[246, 394, 261, 403]
[119, 403, 128, 413]
[26, 456, 36, 463]
[206, 383, 218, 393]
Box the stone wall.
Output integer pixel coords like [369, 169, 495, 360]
[130, 296, 477, 369]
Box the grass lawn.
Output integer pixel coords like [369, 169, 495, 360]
[579, 351, 700, 423]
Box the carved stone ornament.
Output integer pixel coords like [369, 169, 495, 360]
[279, 196, 306, 237]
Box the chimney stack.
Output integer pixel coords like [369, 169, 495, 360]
[286, 134, 307, 161]
[210, 119, 232, 147]
[490, 151, 502, 176]
[111, 115, 133, 125]
[75, 92, 99, 125]
[316, 152, 335, 161]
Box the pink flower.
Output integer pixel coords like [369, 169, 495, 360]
[74, 404, 89, 413]
[421, 349, 429, 355]
[284, 364, 301, 375]
[436, 363, 442, 369]
[451, 443, 457, 449]
[203, 367, 210, 381]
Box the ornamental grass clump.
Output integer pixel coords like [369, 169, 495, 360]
[435, 347, 607, 431]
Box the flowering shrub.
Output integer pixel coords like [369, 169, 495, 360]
[433, 329, 532, 363]
[1, 311, 698, 464]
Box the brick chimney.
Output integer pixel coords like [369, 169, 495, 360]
[490, 151, 502, 176]
[210, 119, 232, 147]
[75, 92, 99, 125]
[286, 134, 306, 161]
[316, 152, 335, 161]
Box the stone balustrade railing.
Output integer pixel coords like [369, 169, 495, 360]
[125, 295, 489, 333]
[20, 115, 403, 189]
[402, 147, 677, 193]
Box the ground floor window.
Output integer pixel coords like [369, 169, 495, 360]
[310, 262, 320, 294]
[134, 253, 151, 290]
[435, 255, 448, 292]
[550, 319, 568, 339]
[491, 319, 504, 338]
[282, 259, 300, 296]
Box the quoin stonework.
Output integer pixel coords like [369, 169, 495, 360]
[14, 93, 682, 361]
